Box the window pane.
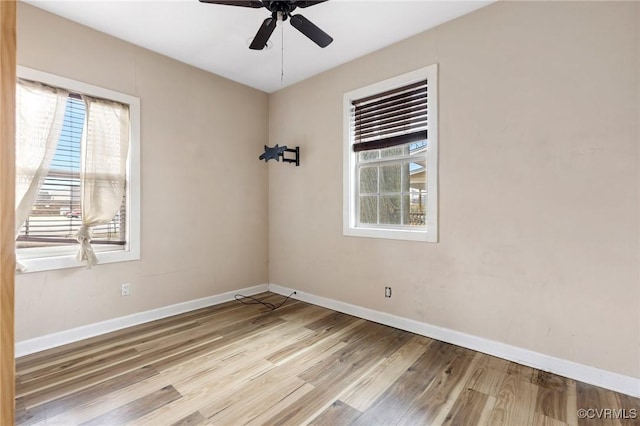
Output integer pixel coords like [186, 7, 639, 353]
[359, 150, 379, 162]
[359, 166, 378, 194]
[409, 140, 427, 153]
[380, 165, 401, 193]
[409, 160, 426, 191]
[380, 195, 401, 224]
[409, 190, 426, 226]
[381, 145, 408, 158]
[359, 196, 377, 224]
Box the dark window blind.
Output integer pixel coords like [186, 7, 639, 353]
[16, 95, 126, 249]
[352, 80, 428, 152]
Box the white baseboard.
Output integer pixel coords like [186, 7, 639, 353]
[15, 284, 269, 358]
[268, 283, 640, 398]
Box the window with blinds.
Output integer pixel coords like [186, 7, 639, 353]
[343, 64, 438, 242]
[16, 94, 126, 250]
[352, 80, 427, 153]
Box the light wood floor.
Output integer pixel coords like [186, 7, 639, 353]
[15, 292, 640, 425]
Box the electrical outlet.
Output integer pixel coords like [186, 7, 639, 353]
[121, 283, 130, 296]
[385, 286, 392, 298]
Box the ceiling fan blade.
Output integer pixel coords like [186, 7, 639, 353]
[290, 14, 333, 48]
[199, 0, 264, 8]
[249, 17, 277, 50]
[294, 0, 328, 8]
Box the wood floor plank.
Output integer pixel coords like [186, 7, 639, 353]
[351, 340, 455, 426]
[166, 324, 313, 396]
[309, 399, 363, 425]
[441, 388, 490, 426]
[14, 292, 640, 426]
[266, 315, 359, 365]
[130, 386, 239, 425]
[17, 347, 139, 385]
[337, 319, 412, 352]
[17, 365, 159, 425]
[340, 335, 433, 411]
[536, 383, 568, 423]
[17, 322, 201, 378]
[245, 383, 315, 426]
[159, 321, 310, 385]
[203, 371, 306, 423]
[17, 348, 140, 399]
[575, 381, 635, 426]
[269, 320, 363, 371]
[79, 385, 182, 426]
[465, 354, 510, 397]
[175, 356, 273, 398]
[133, 359, 277, 426]
[305, 310, 360, 332]
[15, 305, 231, 371]
[263, 328, 409, 425]
[421, 350, 485, 426]
[276, 302, 335, 325]
[35, 375, 171, 426]
[507, 361, 538, 383]
[488, 370, 539, 426]
[149, 315, 287, 374]
[397, 346, 477, 425]
[276, 338, 349, 377]
[259, 378, 358, 425]
[299, 323, 411, 387]
[616, 391, 640, 417]
[18, 329, 221, 401]
[170, 411, 207, 426]
[534, 412, 573, 426]
[536, 371, 572, 392]
[135, 343, 305, 425]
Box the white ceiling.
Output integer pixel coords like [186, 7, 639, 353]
[24, 0, 493, 93]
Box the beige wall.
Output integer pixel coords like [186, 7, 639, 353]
[15, 3, 269, 340]
[268, 1, 640, 378]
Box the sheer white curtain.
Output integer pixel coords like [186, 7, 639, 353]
[15, 79, 68, 270]
[76, 96, 130, 266]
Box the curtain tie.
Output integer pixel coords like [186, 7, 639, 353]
[76, 224, 98, 267]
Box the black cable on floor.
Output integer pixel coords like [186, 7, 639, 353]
[234, 291, 296, 311]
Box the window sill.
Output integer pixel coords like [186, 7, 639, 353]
[343, 226, 437, 242]
[17, 247, 140, 273]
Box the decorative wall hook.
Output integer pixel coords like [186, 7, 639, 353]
[258, 144, 300, 166]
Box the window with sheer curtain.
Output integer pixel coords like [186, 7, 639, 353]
[16, 67, 140, 272]
[343, 64, 438, 242]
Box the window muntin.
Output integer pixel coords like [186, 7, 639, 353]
[343, 65, 438, 242]
[16, 66, 140, 272]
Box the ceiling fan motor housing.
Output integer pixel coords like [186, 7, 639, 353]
[265, 1, 297, 21]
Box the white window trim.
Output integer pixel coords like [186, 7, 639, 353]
[343, 64, 438, 242]
[16, 66, 141, 272]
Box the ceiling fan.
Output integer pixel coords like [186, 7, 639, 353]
[199, 0, 333, 50]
